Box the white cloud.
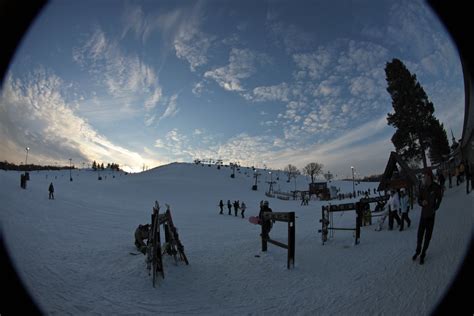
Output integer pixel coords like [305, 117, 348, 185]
[192, 81, 205, 96]
[73, 27, 160, 101]
[204, 48, 267, 92]
[266, 14, 314, 54]
[0, 70, 160, 171]
[161, 94, 179, 120]
[251, 83, 290, 102]
[293, 48, 332, 80]
[172, 3, 215, 72]
[144, 87, 162, 110]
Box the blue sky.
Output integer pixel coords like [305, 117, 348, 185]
[0, 0, 465, 177]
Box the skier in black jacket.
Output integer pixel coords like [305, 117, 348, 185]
[259, 200, 273, 237]
[412, 170, 443, 264]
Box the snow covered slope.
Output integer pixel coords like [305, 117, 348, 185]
[0, 163, 472, 315]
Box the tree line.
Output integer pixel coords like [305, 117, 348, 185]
[0, 161, 72, 171]
[92, 161, 120, 171]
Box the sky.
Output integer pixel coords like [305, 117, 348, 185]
[0, 0, 465, 176]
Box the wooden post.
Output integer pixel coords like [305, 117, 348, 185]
[355, 202, 362, 245]
[261, 218, 268, 252]
[288, 212, 295, 268]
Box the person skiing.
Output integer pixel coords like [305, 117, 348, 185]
[412, 170, 443, 264]
[399, 188, 411, 231]
[240, 201, 247, 218]
[387, 189, 401, 230]
[227, 200, 232, 215]
[219, 200, 224, 214]
[48, 182, 55, 200]
[134, 224, 150, 254]
[259, 200, 273, 237]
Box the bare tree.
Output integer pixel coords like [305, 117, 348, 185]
[284, 164, 300, 182]
[303, 162, 324, 184]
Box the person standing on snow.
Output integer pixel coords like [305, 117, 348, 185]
[387, 189, 401, 230]
[48, 182, 55, 200]
[233, 200, 240, 216]
[259, 200, 273, 237]
[465, 161, 471, 194]
[240, 202, 247, 218]
[412, 170, 443, 265]
[227, 200, 232, 215]
[399, 188, 411, 231]
[219, 200, 224, 214]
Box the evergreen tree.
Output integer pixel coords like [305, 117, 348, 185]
[92, 161, 97, 171]
[100, 163, 104, 170]
[303, 162, 323, 184]
[428, 118, 451, 165]
[385, 58, 435, 168]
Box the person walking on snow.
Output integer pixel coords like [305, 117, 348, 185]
[48, 182, 55, 200]
[388, 189, 401, 230]
[412, 170, 443, 265]
[219, 200, 224, 214]
[227, 200, 232, 215]
[399, 188, 411, 231]
[240, 202, 247, 218]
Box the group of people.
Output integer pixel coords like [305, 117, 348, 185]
[375, 170, 443, 265]
[337, 188, 377, 200]
[376, 187, 411, 232]
[219, 200, 247, 218]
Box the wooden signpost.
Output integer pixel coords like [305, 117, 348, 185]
[260, 211, 295, 269]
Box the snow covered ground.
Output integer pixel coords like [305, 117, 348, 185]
[1, 163, 472, 315]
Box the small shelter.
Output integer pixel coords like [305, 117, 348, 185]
[378, 152, 419, 207]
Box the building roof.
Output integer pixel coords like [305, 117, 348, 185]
[378, 151, 419, 191]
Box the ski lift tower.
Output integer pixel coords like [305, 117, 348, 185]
[266, 171, 276, 194]
[252, 169, 261, 190]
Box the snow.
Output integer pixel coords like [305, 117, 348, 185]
[1, 163, 472, 315]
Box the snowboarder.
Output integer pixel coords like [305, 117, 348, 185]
[387, 189, 401, 230]
[48, 182, 54, 200]
[412, 170, 443, 264]
[241, 201, 247, 218]
[399, 188, 411, 231]
[134, 224, 150, 254]
[227, 200, 232, 215]
[219, 200, 224, 214]
[259, 200, 273, 237]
